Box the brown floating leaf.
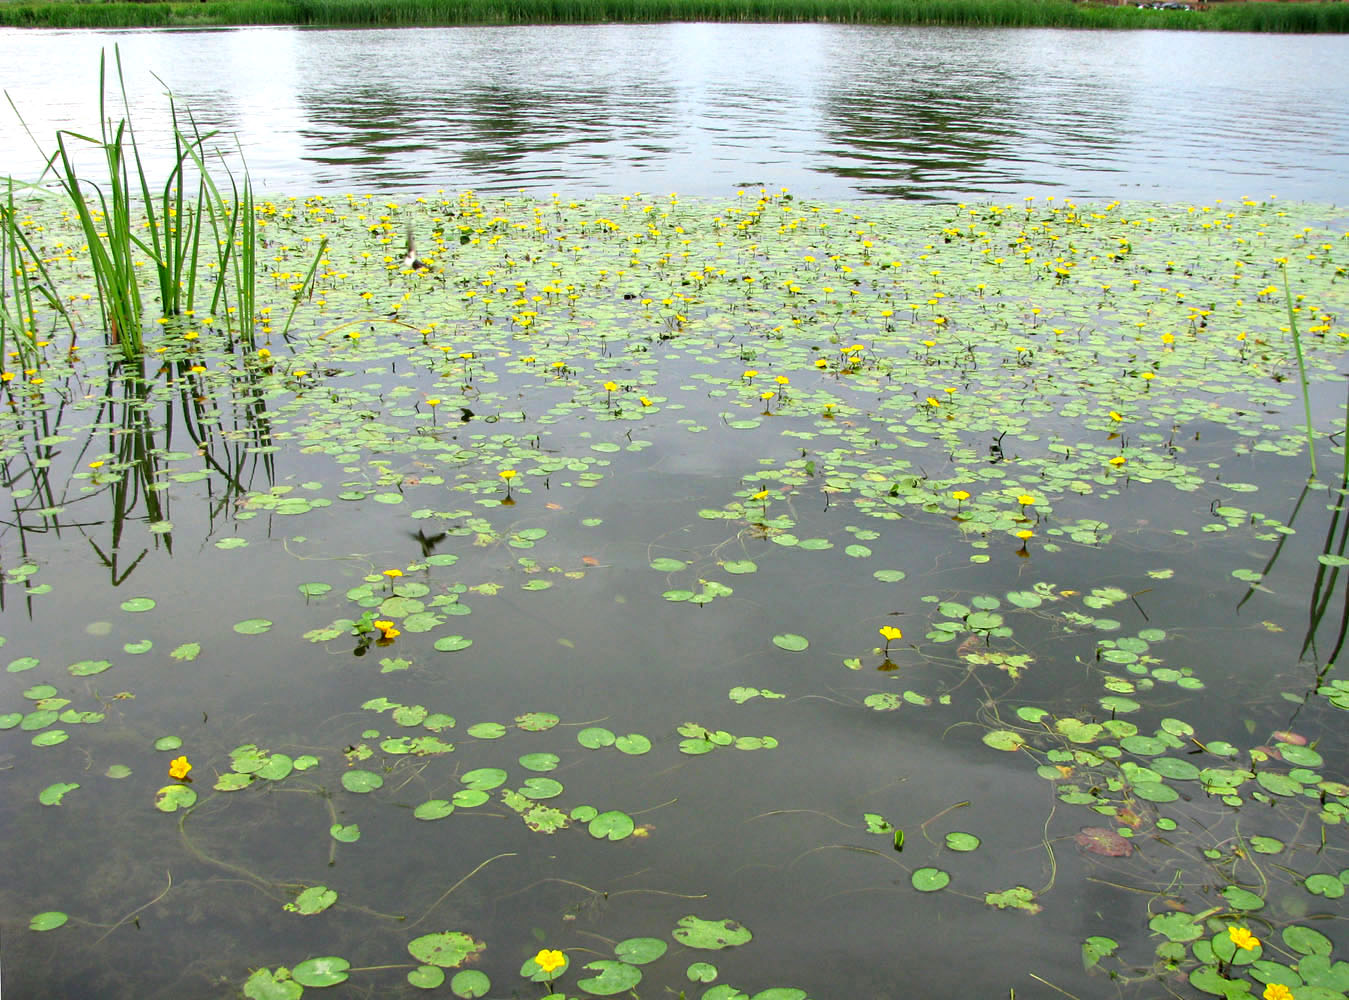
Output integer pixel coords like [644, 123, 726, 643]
[1075, 826, 1133, 857]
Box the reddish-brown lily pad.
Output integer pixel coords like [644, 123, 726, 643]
[1075, 826, 1133, 857]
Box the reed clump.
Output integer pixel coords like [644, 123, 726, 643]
[1, 0, 1346, 31]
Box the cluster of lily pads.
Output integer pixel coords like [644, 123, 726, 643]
[2, 166, 1347, 1000]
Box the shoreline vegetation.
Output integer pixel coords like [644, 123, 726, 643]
[0, 0, 1347, 32]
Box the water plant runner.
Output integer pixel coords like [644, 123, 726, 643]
[1, 89, 1348, 998]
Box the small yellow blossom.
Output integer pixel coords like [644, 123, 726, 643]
[1017, 494, 1035, 506]
[88, 461, 104, 469]
[383, 568, 404, 579]
[426, 398, 440, 407]
[1263, 984, 1293, 1000]
[878, 626, 903, 641]
[603, 381, 618, 392]
[168, 756, 192, 780]
[499, 470, 517, 481]
[1016, 530, 1034, 541]
[742, 369, 758, 379]
[1108, 410, 1123, 422]
[639, 397, 652, 407]
[1228, 926, 1260, 952]
[534, 949, 566, 976]
[1108, 456, 1127, 467]
[952, 490, 970, 502]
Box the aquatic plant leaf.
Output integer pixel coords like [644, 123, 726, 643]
[39, 782, 79, 805]
[1082, 936, 1118, 970]
[1256, 771, 1301, 797]
[1150, 912, 1203, 942]
[462, 768, 508, 790]
[1075, 827, 1132, 857]
[874, 570, 906, 582]
[105, 764, 131, 779]
[982, 730, 1025, 751]
[864, 693, 902, 711]
[298, 582, 332, 597]
[450, 970, 490, 998]
[516, 712, 559, 732]
[984, 886, 1041, 913]
[329, 823, 360, 843]
[292, 956, 350, 987]
[1248, 836, 1284, 855]
[257, 754, 294, 781]
[408, 966, 445, 989]
[434, 635, 473, 652]
[154, 784, 196, 812]
[749, 990, 807, 1000]
[723, 560, 757, 574]
[615, 734, 651, 755]
[342, 770, 383, 793]
[233, 619, 272, 635]
[520, 777, 564, 799]
[520, 952, 570, 982]
[686, 962, 718, 982]
[519, 752, 560, 772]
[615, 938, 667, 965]
[945, 831, 980, 852]
[120, 597, 155, 612]
[589, 810, 634, 840]
[1222, 886, 1265, 911]
[912, 867, 950, 892]
[415, 800, 455, 820]
[453, 789, 490, 808]
[7, 656, 40, 672]
[650, 558, 686, 571]
[1304, 874, 1345, 899]
[286, 886, 337, 916]
[578, 727, 616, 748]
[68, 659, 111, 676]
[29, 911, 68, 931]
[154, 735, 183, 751]
[771, 633, 808, 651]
[243, 968, 302, 1000]
[672, 915, 752, 950]
[467, 722, 505, 739]
[407, 931, 485, 969]
[702, 988, 749, 1000]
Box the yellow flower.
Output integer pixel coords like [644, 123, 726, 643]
[1108, 410, 1123, 422]
[751, 489, 770, 501]
[951, 490, 970, 502]
[814, 358, 828, 368]
[775, 375, 790, 385]
[500, 469, 517, 481]
[89, 461, 104, 470]
[1263, 984, 1293, 1000]
[639, 397, 652, 406]
[1017, 494, 1035, 506]
[190, 364, 207, 374]
[604, 381, 618, 392]
[373, 620, 401, 640]
[168, 756, 192, 780]
[534, 949, 566, 975]
[1108, 456, 1126, 467]
[426, 398, 441, 406]
[1161, 332, 1175, 344]
[257, 348, 271, 359]
[1016, 530, 1033, 541]
[742, 369, 758, 379]
[383, 568, 404, 579]
[927, 396, 941, 406]
[0, 372, 12, 382]
[1140, 372, 1155, 381]
[878, 626, 903, 641]
[1229, 926, 1260, 952]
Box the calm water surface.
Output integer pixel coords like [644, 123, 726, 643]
[0, 24, 1347, 201]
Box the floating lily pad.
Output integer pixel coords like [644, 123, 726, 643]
[615, 733, 652, 755]
[39, 782, 79, 805]
[771, 633, 809, 651]
[341, 770, 383, 794]
[615, 937, 668, 965]
[578, 726, 616, 748]
[233, 619, 272, 635]
[120, 597, 156, 613]
[29, 911, 68, 931]
[154, 784, 197, 812]
[911, 867, 950, 892]
[291, 957, 350, 987]
[672, 915, 753, 950]
[450, 969, 490, 998]
[945, 831, 980, 852]
[588, 810, 635, 840]
[408, 966, 445, 990]
[407, 931, 485, 969]
[577, 960, 642, 995]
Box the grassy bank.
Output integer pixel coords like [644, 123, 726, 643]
[1, 0, 1346, 32]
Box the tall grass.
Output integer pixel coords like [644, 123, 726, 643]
[1, 0, 1346, 31]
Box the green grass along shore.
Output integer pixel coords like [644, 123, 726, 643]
[1, 0, 1346, 32]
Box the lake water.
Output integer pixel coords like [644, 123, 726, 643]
[1, 23, 1348, 1000]
[1, 24, 1348, 202]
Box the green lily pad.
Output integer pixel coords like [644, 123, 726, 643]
[287, 886, 337, 915]
[341, 770, 383, 793]
[462, 768, 508, 790]
[450, 969, 490, 998]
[772, 633, 809, 651]
[292, 956, 350, 987]
[945, 831, 981, 852]
[415, 800, 455, 820]
[672, 915, 753, 950]
[434, 635, 473, 652]
[407, 931, 486, 969]
[615, 733, 652, 755]
[576, 960, 642, 995]
[408, 966, 445, 990]
[515, 711, 559, 731]
[329, 823, 360, 843]
[243, 968, 302, 1000]
[687, 962, 719, 983]
[912, 867, 950, 892]
[39, 782, 79, 805]
[588, 810, 635, 840]
[120, 596, 156, 612]
[233, 618, 272, 635]
[578, 726, 616, 748]
[615, 937, 668, 965]
[29, 911, 68, 931]
[154, 784, 197, 812]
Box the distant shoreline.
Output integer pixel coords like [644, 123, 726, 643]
[1, 0, 1346, 33]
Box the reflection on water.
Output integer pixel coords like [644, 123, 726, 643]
[1, 24, 1346, 201]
